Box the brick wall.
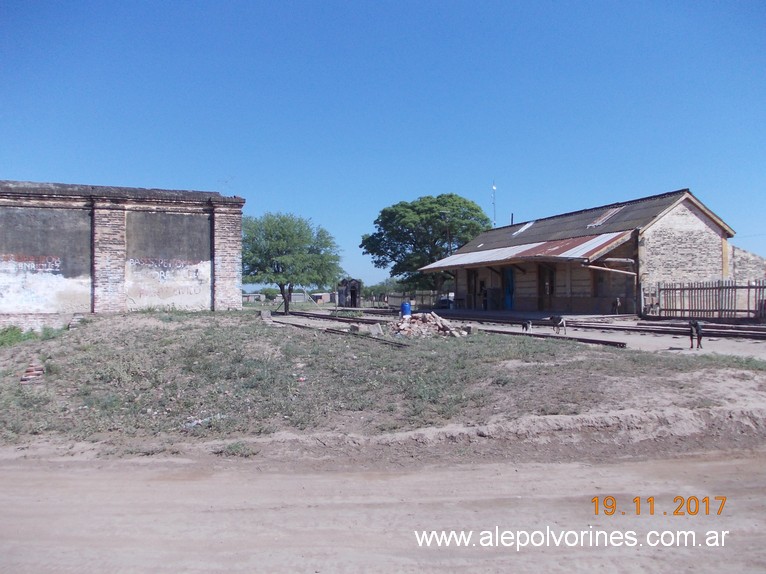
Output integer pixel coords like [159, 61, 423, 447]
[92, 201, 127, 313]
[1, 181, 245, 318]
[0, 313, 75, 332]
[212, 204, 243, 311]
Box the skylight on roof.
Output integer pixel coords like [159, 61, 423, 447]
[587, 206, 624, 228]
[512, 221, 535, 236]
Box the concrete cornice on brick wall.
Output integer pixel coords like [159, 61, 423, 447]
[0, 196, 93, 210]
[0, 180, 245, 208]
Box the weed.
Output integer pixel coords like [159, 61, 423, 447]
[43, 361, 61, 376]
[0, 326, 37, 347]
[40, 327, 63, 341]
[213, 441, 259, 458]
[331, 310, 364, 319]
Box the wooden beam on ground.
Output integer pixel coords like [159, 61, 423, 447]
[477, 326, 627, 348]
[286, 310, 388, 325]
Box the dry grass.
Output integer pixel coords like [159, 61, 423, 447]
[1, 311, 764, 445]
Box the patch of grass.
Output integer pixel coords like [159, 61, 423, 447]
[0, 325, 63, 349]
[0, 326, 37, 347]
[1, 312, 764, 447]
[331, 310, 364, 319]
[213, 441, 259, 458]
[40, 326, 63, 340]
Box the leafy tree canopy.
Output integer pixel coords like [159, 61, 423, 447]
[363, 277, 407, 297]
[360, 194, 491, 291]
[242, 213, 343, 313]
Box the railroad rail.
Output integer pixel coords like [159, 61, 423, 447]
[285, 310, 389, 325]
[270, 316, 409, 348]
[553, 320, 766, 341]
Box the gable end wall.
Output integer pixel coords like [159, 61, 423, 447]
[639, 200, 727, 285]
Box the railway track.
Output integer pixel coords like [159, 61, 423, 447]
[272, 310, 627, 348]
[576, 321, 766, 340]
[423, 310, 766, 341]
[278, 308, 766, 343]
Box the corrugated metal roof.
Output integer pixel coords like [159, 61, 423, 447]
[420, 242, 545, 271]
[454, 189, 733, 256]
[420, 230, 633, 272]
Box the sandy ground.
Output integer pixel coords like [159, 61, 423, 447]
[1, 448, 764, 573]
[562, 325, 766, 359]
[2, 314, 765, 573]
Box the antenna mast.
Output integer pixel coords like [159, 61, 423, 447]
[491, 181, 496, 227]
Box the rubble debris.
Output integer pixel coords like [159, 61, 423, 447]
[182, 413, 228, 431]
[390, 312, 469, 338]
[20, 363, 45, 384]
[259, 309, 274, 323]
[350, 323, 385, 337]
[68, 313, 86, 330]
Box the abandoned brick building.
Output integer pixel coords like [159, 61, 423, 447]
[1, 180, 245, 330]
[421, 189, 766, 315]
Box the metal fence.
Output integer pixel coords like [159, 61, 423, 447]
[649, 280, 766, 319]
[385, 291, 443, 310]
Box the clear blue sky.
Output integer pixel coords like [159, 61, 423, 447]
[2, 0, 764, 285]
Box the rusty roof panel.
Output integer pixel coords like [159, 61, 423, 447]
[419, 242, 546, 271]
[518, 230, 634, 259]
[420, 231, 632, 272]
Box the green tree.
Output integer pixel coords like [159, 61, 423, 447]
[363, 277, 406, 298]
[360, 194, 491, 292]
[242, 213, 343, 314]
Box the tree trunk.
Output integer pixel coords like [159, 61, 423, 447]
[279, 283, 291, 314]
[433, 273, 445, 295]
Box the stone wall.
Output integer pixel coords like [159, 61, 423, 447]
[639, 199, 728, 285]
[0, 181, 244, 328]
[729, 245, 766, 282]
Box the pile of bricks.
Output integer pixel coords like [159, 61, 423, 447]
[20, 363, 45, 384]
[391, 312, 469, 338]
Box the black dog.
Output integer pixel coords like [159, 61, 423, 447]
[549, 315, 566, 335]
[521, 320, 532, 332]
[689, 320, 702, 349]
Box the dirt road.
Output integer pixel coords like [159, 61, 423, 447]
[1, 448, 764, 573]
